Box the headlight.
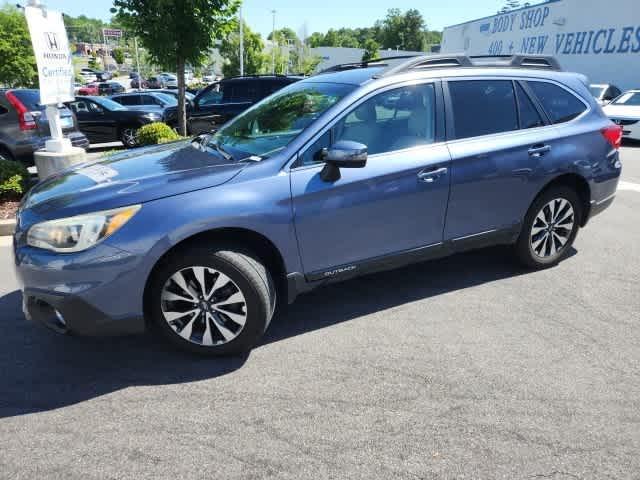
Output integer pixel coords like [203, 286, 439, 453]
[27, 205, 141, 253]
[143, 112, 162, 121]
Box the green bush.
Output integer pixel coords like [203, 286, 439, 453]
[136, 122, 181, 146]
[0, 159, 29, 200]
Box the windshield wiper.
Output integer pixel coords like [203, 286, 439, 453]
[208, 142, 233, 161]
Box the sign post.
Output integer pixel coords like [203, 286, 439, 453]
[24, 0, 86, 178]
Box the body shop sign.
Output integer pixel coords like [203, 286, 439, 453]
[25, 6, 74, 105]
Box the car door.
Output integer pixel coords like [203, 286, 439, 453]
[443, 78, 559, 243]
[290, 81, 451, 278]
[213, 80, 256, 125]
[189, 84, 223, 134]
[68, 100, 102, 143]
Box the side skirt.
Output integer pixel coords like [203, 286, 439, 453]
[286, 224, 520, 303]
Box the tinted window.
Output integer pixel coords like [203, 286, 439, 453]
[198, 87, 223, 106]
[0, 105, 7, 115]
[114, 95, 139, 106]
[527, 81, 587, 123]
[223, 82, 255, 103]
[333, 83, 436, 156]
[449, 80, 518, 139]
[516, 83, 545, 129]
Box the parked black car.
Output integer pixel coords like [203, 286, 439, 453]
[188, 75, 302, 134]
[110, 92, 177, 117]
[0, 89, 88, 165]
[66, 96, 163, 148]
[98, 82, 125, 96]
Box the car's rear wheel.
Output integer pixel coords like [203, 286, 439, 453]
[515, 186, 582, 269]
[148, 247, 276, 355]
[120, 127, 139, 148]
[0, 147, 13, 162]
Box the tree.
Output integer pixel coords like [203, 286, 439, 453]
[219, 21, 265, 77]
[377, 8, 427, 51]
[111, 0, 239, 136]
[361, 38, 379, 62]
[268, 27, 298, 44]
[0, 6, 37, 88]
[112, 47, 125, 65]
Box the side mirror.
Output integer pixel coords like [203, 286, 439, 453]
[320, 140, 368, 182]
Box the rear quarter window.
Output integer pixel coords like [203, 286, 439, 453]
[527, 81, 587, 124]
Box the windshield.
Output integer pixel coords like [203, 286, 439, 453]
[613, 92, 640, 106]
[209, 81, 354, 159]
[92, 96, 127, 111]
[153, 93, 178, 106]
[589, 85, 606, 98]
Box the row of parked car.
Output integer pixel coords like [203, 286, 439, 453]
[0, 75, 302, 164]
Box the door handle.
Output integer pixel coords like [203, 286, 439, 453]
[417, 167, 448, 183]
[528, 144, 551, 157]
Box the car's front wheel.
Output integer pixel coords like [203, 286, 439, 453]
[120, 127, 139, 148]
[515, 186, 582, 269]
[148, 247, 276, 355]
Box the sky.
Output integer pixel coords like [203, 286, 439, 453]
[37, 0, 518, 39]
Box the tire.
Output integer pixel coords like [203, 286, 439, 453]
[0, 146, 13, 162]
[148, 246, 276, 356]
[515, 186, 582, 269]
[120, 127, 139, 148]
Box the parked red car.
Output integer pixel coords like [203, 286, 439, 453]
[78, 83, 99, 95]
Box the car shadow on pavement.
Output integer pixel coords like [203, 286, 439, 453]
[0, 246, 574, 418]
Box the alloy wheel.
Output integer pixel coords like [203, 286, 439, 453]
[121, 128, 138, 147]
[530, 198, 575, 258]
[160, 266, 248, 346]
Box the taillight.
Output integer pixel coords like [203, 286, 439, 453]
[601, 124, 623, 150]
[5, 91, 37, 131]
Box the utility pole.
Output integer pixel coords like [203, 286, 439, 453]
[134, 36, 141, 84]
[239, 6, 244, 76]
[271, 9, 276, 74]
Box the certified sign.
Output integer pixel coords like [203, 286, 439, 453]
[25, 6, 74, 105]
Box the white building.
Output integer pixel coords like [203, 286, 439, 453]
[441, 0, 640, 90]
[311, 47, 426, 72]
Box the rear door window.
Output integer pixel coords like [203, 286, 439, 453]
[516, 83, 545, 129]
[114, 95, 139, 106]
[527, 81, 587, 124]
[448, 80, 518, 139]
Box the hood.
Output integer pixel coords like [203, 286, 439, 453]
[602, 104, 640, 119]
[21, 140, 246, 221]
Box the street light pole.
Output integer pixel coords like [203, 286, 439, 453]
[271, 9, 276, 74]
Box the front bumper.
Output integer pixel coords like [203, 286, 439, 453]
[13, 240, 147, 336]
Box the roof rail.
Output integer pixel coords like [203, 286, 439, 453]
[375, 53, 562, 77]
[317, 55, 419, 74]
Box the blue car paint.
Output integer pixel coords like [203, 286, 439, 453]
[13, 65, 621, 336]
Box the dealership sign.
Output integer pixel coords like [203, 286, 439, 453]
[102, 28, 123, 39]
[25, 6, 74, 105]
[441, 0, 640, 90]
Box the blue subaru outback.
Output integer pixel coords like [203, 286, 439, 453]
[13, 55, 622, 355]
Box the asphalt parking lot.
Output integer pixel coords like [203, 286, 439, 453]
[0, 146, 639, 479]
